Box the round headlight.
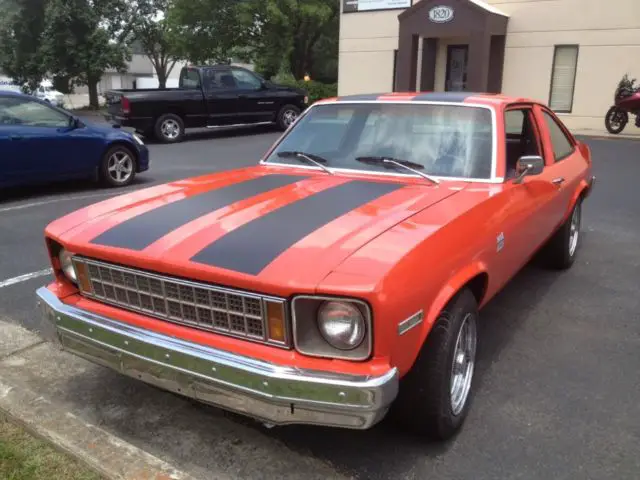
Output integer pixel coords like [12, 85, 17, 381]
[317, 301, 366, 350]
[58, 249, 77, 283]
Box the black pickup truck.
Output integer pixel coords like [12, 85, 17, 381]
[105, 65, 309, 143]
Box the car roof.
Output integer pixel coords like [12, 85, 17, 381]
[316, 91, 537, 107]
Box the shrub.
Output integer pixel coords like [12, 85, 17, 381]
[274, 76, 338, 104]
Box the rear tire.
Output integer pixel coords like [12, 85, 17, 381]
[100, 145, 137, 188]
[276, 104, 300, 130]
[154, 113, 184, 143]
[605, 106, 628, 134]
[392, 288, 478, 441]
[540, 198, 582, 270]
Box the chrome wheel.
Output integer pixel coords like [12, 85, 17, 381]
[282, 109, 298, 127]
[107, 150, 133, 183]
[568, 203, 581, 257]
[161, 119, 181, 140]
[450, 313, 477, 416]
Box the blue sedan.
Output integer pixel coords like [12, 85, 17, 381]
[0, 91, 149, 189]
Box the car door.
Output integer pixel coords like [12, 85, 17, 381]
[533, 105, 584, 228]
[497, 105, 557, 276]
[201, 67, 242, 126]
[0, 114, 21, 186]
[229, 67, 275, 124]
[0, 96, 93, 181]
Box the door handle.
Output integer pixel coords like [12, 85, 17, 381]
[10, 135, 23, 141]
[552, 177, 565, 185]
[238, 94, 248, 99]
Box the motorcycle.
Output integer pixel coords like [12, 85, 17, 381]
[605, 74, 640, 134]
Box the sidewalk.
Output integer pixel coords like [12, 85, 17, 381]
[573, 128, 640, 141]
[0, 320, 348, 480]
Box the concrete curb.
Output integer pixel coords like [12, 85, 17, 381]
[0, 321, 199, 480]
[575, 133, 640, 142]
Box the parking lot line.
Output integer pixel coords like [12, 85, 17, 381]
[0, 189, 139, 214]
[0, 269, 53, 289]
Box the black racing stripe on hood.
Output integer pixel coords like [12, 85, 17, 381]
[411, 92, 480, 102]
[90, 174, 308, 251]
[190, 180, 404, 275]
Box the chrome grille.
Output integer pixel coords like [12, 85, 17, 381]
[73, 257, 288, 347]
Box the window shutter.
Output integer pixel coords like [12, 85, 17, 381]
[549, 45, 579, 112]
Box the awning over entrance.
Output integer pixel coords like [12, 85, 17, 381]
[396, 0, 509, 93]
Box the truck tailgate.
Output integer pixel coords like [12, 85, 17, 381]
[105, 90, 124, 117]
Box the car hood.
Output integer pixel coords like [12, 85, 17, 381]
[84, 121, 132, 138]
[47, 167, 460, 296]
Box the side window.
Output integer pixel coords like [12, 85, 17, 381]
[542, 111, 574, 161]
[0, 97, 69, 127]
[201, 69, 237, 90]
[505, 110, 524, 136]
[180, 68, 201, 89]
[231, 69, 262, 90]
[504, 108, 542, 178]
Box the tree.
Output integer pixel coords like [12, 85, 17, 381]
[132, 0, 182, 88]
[165, 0, 245, 64]
[40, 0, 134, 108]
[240, 0, 339, 82]
[0, 0, 47, 92]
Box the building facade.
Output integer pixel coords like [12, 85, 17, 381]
[338, 0, 640, 131]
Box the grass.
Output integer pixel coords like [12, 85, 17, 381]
[0, 414, 103, 480]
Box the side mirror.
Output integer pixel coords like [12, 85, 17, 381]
[68, 116, 82, 130]
[513, 155, 544, 184]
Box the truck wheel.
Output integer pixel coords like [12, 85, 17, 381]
[392, 288, 478, 441]
[155, 113, 184, 143]
[276, 105, 300, 130]
[540, 197, 582, 270]
[100, 145, 137, 187]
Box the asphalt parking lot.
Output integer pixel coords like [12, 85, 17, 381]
[1, 127, 638, 479]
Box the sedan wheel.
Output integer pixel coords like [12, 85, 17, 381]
[540, 197, 583, 270]
[450, 313, 477, 416]
[392, 288, 479, 440]
[101, 145, 136, 187]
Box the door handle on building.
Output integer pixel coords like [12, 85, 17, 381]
[552, 177, 565, 185]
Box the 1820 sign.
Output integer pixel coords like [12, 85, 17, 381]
[428, 5, 454, 23]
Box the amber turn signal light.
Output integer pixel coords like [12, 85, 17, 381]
[266, 301, 286, 343]
[74, 261, 92, 293]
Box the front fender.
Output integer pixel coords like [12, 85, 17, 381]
[391, 261, 488, 377]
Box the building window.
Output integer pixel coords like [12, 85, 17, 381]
[549, 45, 579, 113]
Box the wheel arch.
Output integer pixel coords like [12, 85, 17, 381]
[395, 265, 489, 376]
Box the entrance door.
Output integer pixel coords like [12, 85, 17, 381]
[445, 45, 468, 92]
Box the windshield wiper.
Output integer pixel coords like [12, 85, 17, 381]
[355, 156, 440, 185]
[277, 151, 334, 175]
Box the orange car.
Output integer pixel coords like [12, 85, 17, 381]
[37, 92, 595, 440]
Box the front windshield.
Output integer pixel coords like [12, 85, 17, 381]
[265, 102, 494, 179]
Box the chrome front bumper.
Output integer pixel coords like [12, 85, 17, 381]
[36, 287, 398, 430]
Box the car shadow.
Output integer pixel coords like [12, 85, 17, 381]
[0, 176, 155, 205]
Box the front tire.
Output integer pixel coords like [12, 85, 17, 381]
[154, 113, 184, 143]
[276, 104, 300, 130]
[605, 106, 628, 134]
[393, 288, 478, 441]
[100, 145, 136, 187]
